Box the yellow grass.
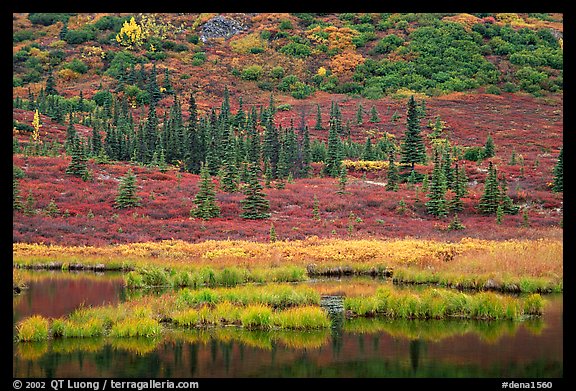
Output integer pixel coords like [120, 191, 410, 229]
[13, 237, 562, 282]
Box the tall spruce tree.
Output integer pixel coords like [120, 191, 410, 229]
[323, 110, 343, 177]
[425, 149, 448, 217]
[449, 162, 466, 212]
[400, 95, 426, 172]
[240, 163, 270, 219]
[13, 179, 23, 211]
[114, 168, 141, 209]
[477, 161, 501, 215]
[315, 104, 323, 130]
[385, 150, 399, 191]
[370, 105, 380, 123]
[220, 128, 239, 193]
[45, 71, 58, 96]
[66, 136, 89, 178]
[552, 146, 563, 192]
[191, 162, 221, 219]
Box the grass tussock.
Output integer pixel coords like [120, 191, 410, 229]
[16, 315, 50, 342]
[344, 286, 544, 320]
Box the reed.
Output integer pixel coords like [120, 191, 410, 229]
[57, 318, 106, 338]
[345, 286, 544, 320]
[109, 317, 162, 338]
[16, 315, 50, 342]
[175, 284, 320, 308]
[240, 304, 273, 330]
[272, 306, 330, 329]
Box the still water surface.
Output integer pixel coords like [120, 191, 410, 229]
[13, 271, 563, 378]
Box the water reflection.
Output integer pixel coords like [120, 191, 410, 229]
[13, 272, 562, 378]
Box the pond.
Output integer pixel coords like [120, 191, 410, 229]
[13, 271, 563, 378]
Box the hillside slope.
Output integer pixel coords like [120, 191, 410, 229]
[12, 13, 563, 245]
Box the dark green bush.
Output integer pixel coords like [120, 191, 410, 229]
[13, 30, 35, 43]
[64, 58, 88, 74]
[92, 90, 113, 107]
[463, 146, 484, 162]
[28, 13, 74, 26]
[64, 29, 94, 45]
[278, 42, 311, 58]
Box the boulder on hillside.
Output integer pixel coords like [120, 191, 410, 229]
[200, 15, 247, 43]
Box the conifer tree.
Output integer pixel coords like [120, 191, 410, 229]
[496, 204, 504, 225]
[385, 150, 399, 192]
[66, 136, 89, 178]
[312, 194, 320, 221]
[447, 213, 465, 230]
[143, 101, 159, 164]
[114, 168, 141, 209]
[91, 124, 102, 156]
[13, 179, 23, 211]
[220, 128, 239, 193]
[477, 161, 501, 215]
[482, 134, 495, 159]
[162, 67, 173, 94]
[362, 136, 375, 160]
[552, 146, 563, 192]
[449, 162, 466, 213]
[300, 125, 312, 178]
[315, 104, 323, 130]
[263, 119, 280, 179]
[356, 103, 364, 125]
[421, 173, 429, 193]
[425, 149, 448, 217]
[269, 223, 277, 242]
[241, 163, 270, 219]
[147, 63, 162, 105]
[184, 93, 203, 174]
[400, 95, 426, 172]
[370, 105, 380, 123]
[499, 175, 519, 215]
[65, 114, 78, 153]
[191, 162, 221, 219]
[45, 71, 58, 96]
[24, 190, 36, 216]
[45, 198, 60, 217]
[337, 164, 348, 194]
[323, 111, 343, 177]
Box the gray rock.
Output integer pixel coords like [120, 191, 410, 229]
[200, 15, 246, 43]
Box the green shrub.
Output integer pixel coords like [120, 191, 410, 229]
[64, 58, 89, 74]
[279, 42, 311, 58]
[64, 29, 95, 45]
[187, 34, 200, 44]
[28, 13, 74, 26]
[241, 65, 263, 81]
[463, 146, 485, 162]
[13, 30, 36, 43]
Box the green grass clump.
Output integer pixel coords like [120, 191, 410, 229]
[218, 267, 249, 287]
[269, 266, 308, 282]
[240, 304, 273, 329]
[345, 286, 543, 321]
[172, 307, 209, 327]
[16, 315, 50, 342]
[55, 318, 105, 338]
[272, 306, 330, 329]
[344, 296, 379, 316]
[523, 293, 544, 316]
[109, 317, 162, 338]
